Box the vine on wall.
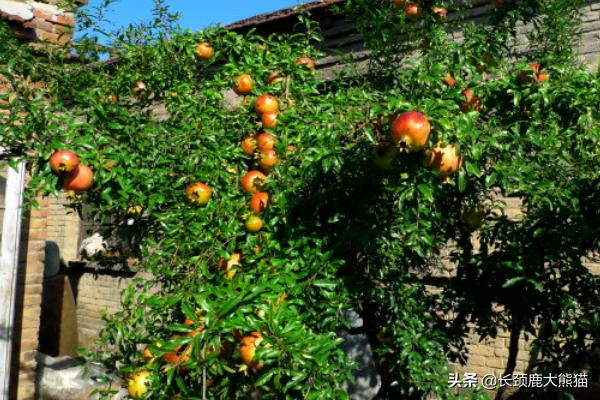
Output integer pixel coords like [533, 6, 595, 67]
[1, 0, 599, 399]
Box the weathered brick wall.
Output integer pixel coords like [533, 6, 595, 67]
[0, 0, 85, 45]
[43, 195, 143, 350]
[578, 2, 600, 66]
[441, 194, 598, 392]
[10, 196, 48, 400]
[1, 1, 84, 397]
[74, 272, 140, 350]
[46, 193, 80, 262]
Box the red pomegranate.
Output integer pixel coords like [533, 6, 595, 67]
[390, 111, 431, 152]
[63, 164, 94, 192]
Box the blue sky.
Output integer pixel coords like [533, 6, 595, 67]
[80, 0, 310, 36]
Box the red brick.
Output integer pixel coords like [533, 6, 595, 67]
[56, 14, 76, 27]
[485, 356, 507, 369]
[18, 365, 36, 376]
[35, 30, 70, 45]
[24, 272, 44, 281]
[53, 23, 73, 35]
[20, 351, 37, 363]
[24, 252, 45, 263]
[32, 8, 57, 23]
[23, 292, 44, 302]
[27, 230, 46, 240]
[24, 18, 54, 33]
[20, 319, 40, 330]
[21, 268, 44, 281]
[469, 355, 487, 366]
[21, 308, 41, 320]
[20, 328, 40, 339]
[28, 218, 47, 229]
[17, 381, 35, 392]
[23, 242, 45, 252]
[18, 340, 38, 352]
[23, 284, 43, 296]
[30, 208, 48, 218]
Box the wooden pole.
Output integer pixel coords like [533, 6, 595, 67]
[0, 158, 26, 399]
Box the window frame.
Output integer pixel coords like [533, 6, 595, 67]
[0, 151, 26, 396]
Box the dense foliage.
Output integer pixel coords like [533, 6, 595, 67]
[1, 0, 599, 399]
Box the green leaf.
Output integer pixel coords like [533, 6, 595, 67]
[502, 277, 525, 288]
[417, 184, 434, 202]
[458, 170, 467, 192]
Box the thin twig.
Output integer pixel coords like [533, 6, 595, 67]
[202, 367, 207, 400]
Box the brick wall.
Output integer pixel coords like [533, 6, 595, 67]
[1, 1, 84, 397]
[0, 0, 86, 45]
[10, 196, 48, 400]
[46, 193, 80, 262]
[74, 272, 144, 350]
[441, 194, 598, 394]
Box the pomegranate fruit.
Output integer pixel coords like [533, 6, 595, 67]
[241, 135, 257, 156]
[405, 3, 422, 19]
[256, 132, 276, 151]
[186, 327, 205, 338]
[462, 207, 486, 231]
[219, 252, 241, 279]
[142, 341, 162, 363]
[432, 6, 447, 18]
[268, 69, 285, 84]
[424, 142, 463, 181]
[295, 56, 315, 70]
[185, 182, 211, 206]
[239, 332, 264, 369]
[49, 150, 79, 175]
[245, 215, 264, 233]
[133, 81, 147, 94]
[461, 89, 484, 112]
[62, 164, 94, 192]
[241, 170, 267, 194]
[442, 76, 456, 87]
[257, 149, 278, 172]
[234, 73, 253, 95]
[390, 111, 431, 152]
[250, 192, 269, 213]
[519, 63, 549, 83]
[261, 111, 278, 129]
[128, 370, 151, 399]
[195, 42, 214, 59]
[255, 94, 280, 115]
[372, 142, 398, 170]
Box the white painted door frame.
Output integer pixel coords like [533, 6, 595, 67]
[0, 153, 26, 400]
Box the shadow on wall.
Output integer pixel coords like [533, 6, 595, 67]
[38, 241, 78, 358]
[340, 310, 381, 400]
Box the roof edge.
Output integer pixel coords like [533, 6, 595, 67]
[225, 0, 343, 31]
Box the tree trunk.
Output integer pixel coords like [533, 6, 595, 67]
[495, 321, 522, 400]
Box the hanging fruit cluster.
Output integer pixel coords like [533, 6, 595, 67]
[49, 150, 94, 192]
